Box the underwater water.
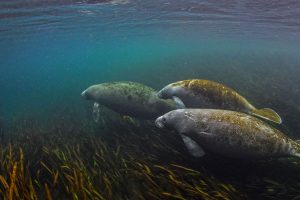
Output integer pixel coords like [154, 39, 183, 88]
[1, 0, 300, 199]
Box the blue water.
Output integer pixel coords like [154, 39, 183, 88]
[1, 0, 300, 131]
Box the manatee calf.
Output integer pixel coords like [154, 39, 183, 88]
[81, 81, 181, 121]
[157, 79, 282, 124]
[155, 109, 300, 159]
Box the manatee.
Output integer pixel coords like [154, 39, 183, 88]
[155, 109, 300, 159]
[157, 79, 282, 124]
[81, 81, 181, 121]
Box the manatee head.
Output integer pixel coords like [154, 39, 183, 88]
[157, 80, 189, 99]
[81, 84, 110, 102]
[157, 83, 175, 99]
[82, 85, 97, 100]
[155, 109, 198, 135]
[155, 111, 173, 129]
[155, 109, 186, 129]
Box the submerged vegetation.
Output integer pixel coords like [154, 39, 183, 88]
[0, 107, 300, 199]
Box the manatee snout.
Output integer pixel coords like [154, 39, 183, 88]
[157, 90, 163, 98]
[81, 89, 92, 100]
[81, 90, 86, 97]
[157, 84, 174, 99]
[157, 87, 169, 99]
[155, 116, 167, 129]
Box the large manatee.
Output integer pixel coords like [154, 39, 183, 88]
[81, 81, 181, 121]
[157, 79, 282, 124]
[155, 109, 300, 159]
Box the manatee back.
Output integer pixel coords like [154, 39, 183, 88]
[183, 109, 291, 158]
[173, 80, 253, 111]
[97, 82, 172, 119]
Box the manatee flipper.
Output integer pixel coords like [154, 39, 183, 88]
[92, 102, 100, 123]
[180, 134, 205, 157]
[173, 96, 186, 109]
[250, 108, 282, 124]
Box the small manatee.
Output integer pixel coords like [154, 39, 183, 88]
[155, 109, 300, 159]
[157, 79, 282, 124]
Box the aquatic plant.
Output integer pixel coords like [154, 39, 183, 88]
[0, 111, 299, 199]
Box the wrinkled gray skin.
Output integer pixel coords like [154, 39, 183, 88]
[155, 109, 300, 159]
[81, 81, 177, 119]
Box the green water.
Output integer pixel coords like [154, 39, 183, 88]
[2, 35, 300, 135]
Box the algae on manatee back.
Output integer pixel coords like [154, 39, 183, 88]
[158, 79, 282, 124]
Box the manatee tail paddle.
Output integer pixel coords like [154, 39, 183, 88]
[250, 108, 282, 124]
